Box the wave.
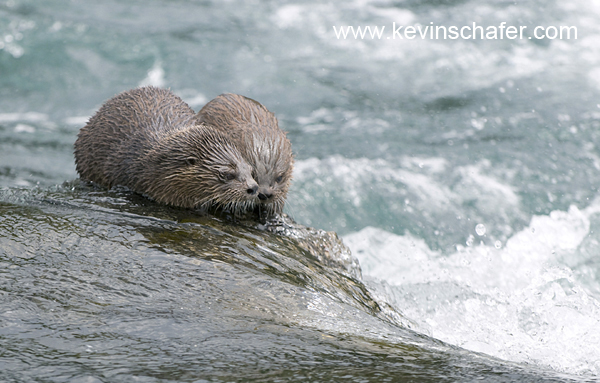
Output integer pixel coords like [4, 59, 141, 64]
[344, 200, 600, 376]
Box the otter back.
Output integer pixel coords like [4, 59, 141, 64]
[74, 87, 196, 189]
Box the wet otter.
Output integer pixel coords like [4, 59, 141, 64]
[197, 93, 294, 215]
[74, 86, 293, 215]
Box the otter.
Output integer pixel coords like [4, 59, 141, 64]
[74, 86, 293, 215]
[196, 93, 294, 215]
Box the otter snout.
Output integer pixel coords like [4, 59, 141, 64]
[258, 192, 272, 201]
[246, 182, 273, 201]
[256, 186, 274, 201]
[246, 184, 258, 195]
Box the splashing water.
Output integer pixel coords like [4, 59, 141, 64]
[345, 200, 600, 376]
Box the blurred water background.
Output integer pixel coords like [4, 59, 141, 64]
[2, 0, 600, 381]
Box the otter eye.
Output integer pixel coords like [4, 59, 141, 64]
[185, 157, 197, 166]
[224, 172, 236, 181]
[275, 175, 283, 183]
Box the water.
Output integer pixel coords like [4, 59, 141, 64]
[2, 0, 600, 381]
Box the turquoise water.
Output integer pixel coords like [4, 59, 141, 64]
[2, 0, 600, 381]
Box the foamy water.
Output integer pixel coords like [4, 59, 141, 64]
[286, 154, 600, 377]
[344, 197, 600, 376]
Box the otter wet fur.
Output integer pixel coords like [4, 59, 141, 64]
[74, 86, 293, 215]
[197, 93, 294, 215]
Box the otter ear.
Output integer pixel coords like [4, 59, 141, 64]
[185, 157, 197, 166]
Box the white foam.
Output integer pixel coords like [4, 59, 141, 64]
[273, 4, 306, 29]
[64, 116, 90, 126]
[0, 112, 48, 123]
[14, 123, 35, 133]
[139, 61, 165, 88]
[344, 200, 600, 376]
[182, 94, 207, 109]
[176, 89, 208, 108]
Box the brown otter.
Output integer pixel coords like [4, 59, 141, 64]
[74, 86, 293, 215]
[196, 93, 294, 215]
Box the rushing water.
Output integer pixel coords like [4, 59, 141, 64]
[2, 0, 600, 381]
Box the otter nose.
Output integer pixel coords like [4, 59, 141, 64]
[258, 192, 272, 201]
[246, 185, 258, 195]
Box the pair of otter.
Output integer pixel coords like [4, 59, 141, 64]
[74, 87, 293, 216]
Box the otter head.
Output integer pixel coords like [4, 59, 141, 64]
[243, 130, 293, 215]
[197, 93, 294, 215]
[142, 125, 261, 213]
